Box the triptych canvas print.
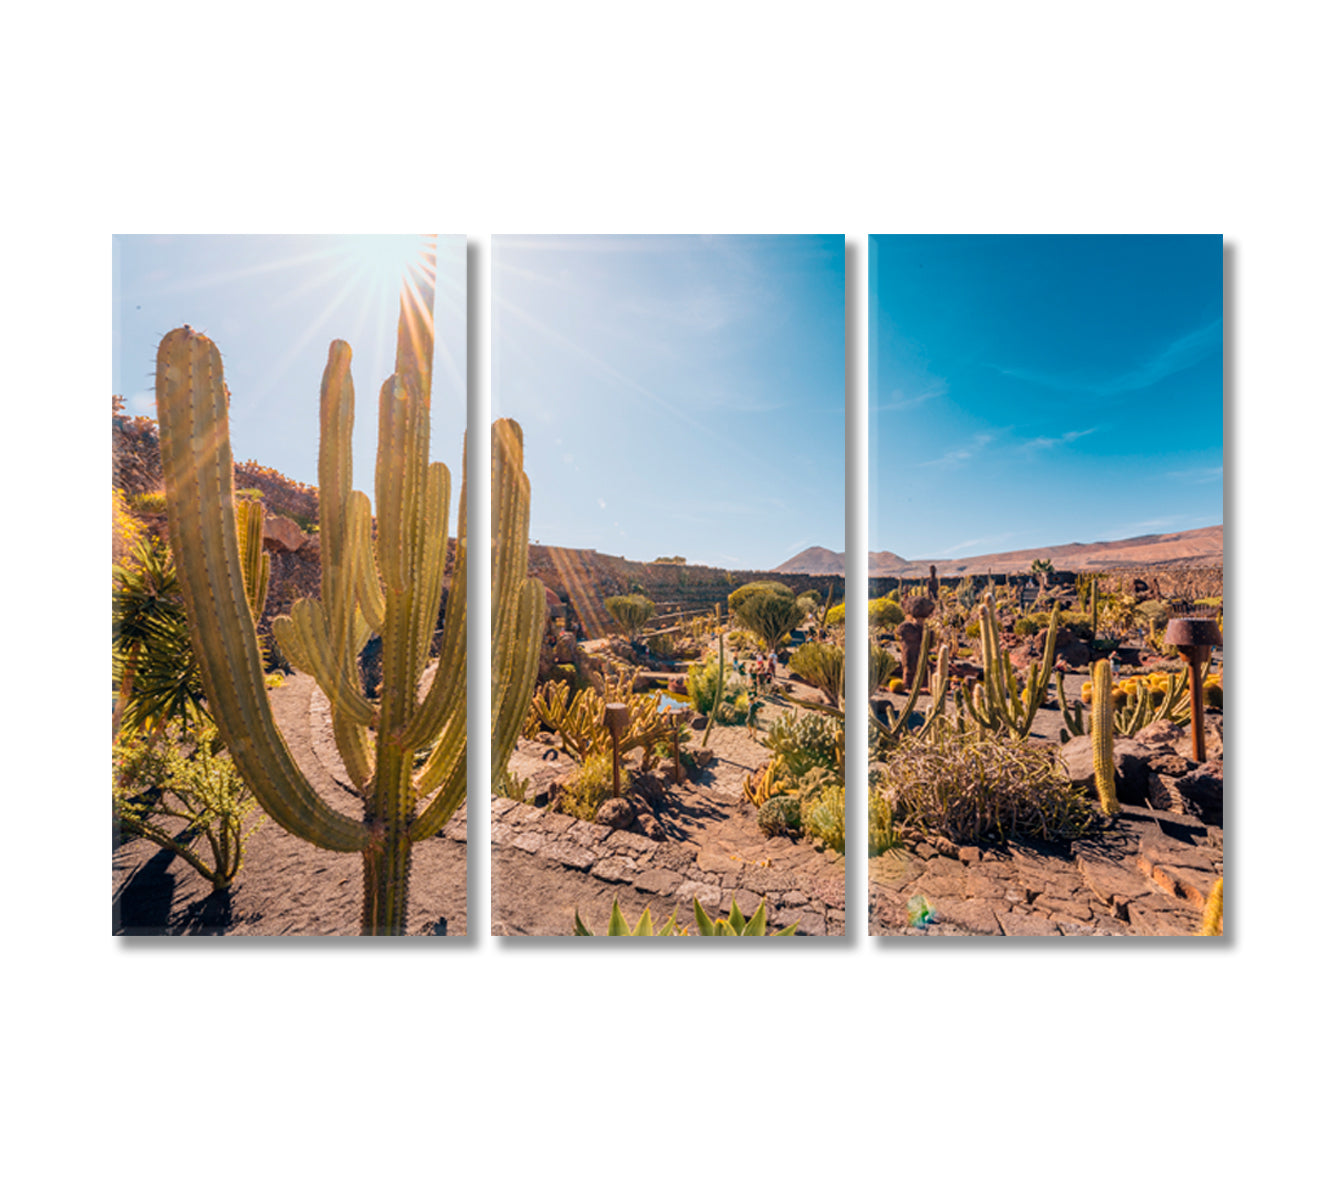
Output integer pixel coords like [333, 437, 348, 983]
[111, 234, 1223, 939]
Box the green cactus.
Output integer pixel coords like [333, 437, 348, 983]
[1054, 669, 1085, 737]
[155, 264, 543, 934]
[871, 625, 949, 749]
[1090, 658, 1118, 816]
[959, 593, 1059, 738]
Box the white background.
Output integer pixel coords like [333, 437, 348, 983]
[4, 2, 1326, 1196]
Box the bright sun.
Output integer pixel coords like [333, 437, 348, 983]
[341, 235, 435, 299]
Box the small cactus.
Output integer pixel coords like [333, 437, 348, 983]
[1198, 877, 1224, 935]
[1090, 658, 1118, 816]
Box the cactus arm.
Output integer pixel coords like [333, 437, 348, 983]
[1055, 670, 1085, 736]
[236, 497, 269, 624]
[412, 463, 453, 677]
[491, 578, 546, 792]
[155, 327, 367, 853]
[347, 491, 386, 633]
[272, 599, 378, 727]
[489, 419, 545, 785]
[1091, 658, 1118, 815]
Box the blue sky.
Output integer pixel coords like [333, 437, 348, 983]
[493, 235, 845, 570]
[870, 235, 1223, 560]
[113, 236, 467, 498]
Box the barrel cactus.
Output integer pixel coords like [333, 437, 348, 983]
[154, 261, 542, 934]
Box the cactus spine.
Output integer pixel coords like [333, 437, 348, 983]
[156, 257, 542, 934]
[1090, 658, 1118, 815]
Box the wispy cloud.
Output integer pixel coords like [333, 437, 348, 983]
[1166, 465, 1223, 484]
[997, 317, 1221, 397]
[1017, 427, 1098, 454]
[934, 533, 1016, 557]
[875, 382, 946, 412]
[920, 432, 994, 468]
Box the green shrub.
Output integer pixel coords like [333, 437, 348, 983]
[686, 654, 750, 724]
[868, 596, 904, 630]
[788, 641, 844, 706]
[867, 782, 905, 858]
[130, 490, 168, 513]
[732, 588, 804, 651]
[497, 768, 533, 803]
[800, 783, 845, 854]
[113, 722, 265, 890]
[558, 753, 614, 821]
[824, 602, 846, 626]
[727, 581, 794, 615]
[605, 593, 656, 640]
[1014, 616, 1039, 637]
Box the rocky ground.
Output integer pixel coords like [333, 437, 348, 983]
[869, 709, 1224, 936]
[112, 673, 467, 936]
[493, 715, 845, 936]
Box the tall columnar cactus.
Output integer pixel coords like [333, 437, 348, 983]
[960, 593, 1058, 738]
[155, 268, 543, 934]
[1090, 658, 1119, 816]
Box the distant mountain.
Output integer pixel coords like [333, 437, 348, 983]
[772, 546, 847, 574]
[904, 525, 1223, 577]
[772, 547, 914, 574]
[775, 526, 1223, 577]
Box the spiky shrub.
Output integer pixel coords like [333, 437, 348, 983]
[573, 896, 797, 936]
[1090, 658, 1119, 816]
[113, 721, 265, 890]
[154, 269, 543, 935]
[605, 593, 656, 640]
[874, 724, 1096, 845]
[788, 640, 844, 708]
[691, 896, 798, 936]
[757, 789, 803, 838]
[574, 898, 682, 936]
[800, 782, 845, 854]
[113, 489, 150, 566]
[764, 710, 843, 778]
